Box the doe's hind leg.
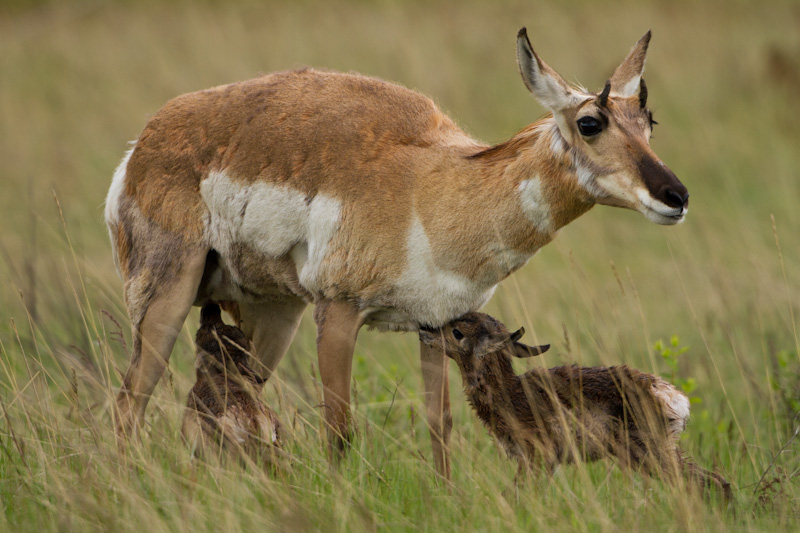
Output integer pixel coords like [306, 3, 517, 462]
[115, 247, 209, 439]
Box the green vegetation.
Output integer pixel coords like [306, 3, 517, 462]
[1, 0, 799, 530]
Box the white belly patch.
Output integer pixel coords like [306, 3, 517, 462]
[200, 170, 341, 291]
[365, 216, 496, 331]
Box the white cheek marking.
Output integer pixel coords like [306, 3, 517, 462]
[574, 158, 605, 199]
[200, 171, 341, 291]
[534, 119, 566, 158]
[597, 175, 636, 202]
[518, 178, 554, 234]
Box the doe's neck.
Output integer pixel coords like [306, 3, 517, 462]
[467, 117, 597, 256]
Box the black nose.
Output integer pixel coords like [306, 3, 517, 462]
[663, 188, 689, 209]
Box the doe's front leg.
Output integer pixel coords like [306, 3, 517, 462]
[420, 339, 453, 481]
[314, 299, 364, 456]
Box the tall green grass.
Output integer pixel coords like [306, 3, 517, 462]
[1, 0, 799, 530]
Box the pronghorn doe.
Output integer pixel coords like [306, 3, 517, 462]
[420, 313, 731, 498]
[105, 27, 688, 478]
[182, 304, 281, 460]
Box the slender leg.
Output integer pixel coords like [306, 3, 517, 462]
[680, 452, 732, 502]
[420, 339, 453, 480]
[238, 297, 307, 379]
[313, 299, 363, 454]
[116, 247, 209, 439]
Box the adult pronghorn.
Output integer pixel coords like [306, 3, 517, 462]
[105, 28, 688, 478]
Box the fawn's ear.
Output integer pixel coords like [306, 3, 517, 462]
[512, 342, 550, 358]
[509, 327, 525, 343]
[474, 334, 506, 359]
[418, 329, 437, 345]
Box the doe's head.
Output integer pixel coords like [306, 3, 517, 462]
[419, 312, 549, 369]
[516, 28, 688, 225]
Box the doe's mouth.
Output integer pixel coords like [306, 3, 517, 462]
[643, 205, 687, 226]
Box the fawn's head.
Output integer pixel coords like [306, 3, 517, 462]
[196, 303, 265, 384]
[419, 312, 549, 376]
[516, 28, 688, 225]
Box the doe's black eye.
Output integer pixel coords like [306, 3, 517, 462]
[452, 329, 464, 341]
[577, 116, 602, 136]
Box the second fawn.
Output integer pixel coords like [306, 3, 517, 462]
[420, 312, 730, 499]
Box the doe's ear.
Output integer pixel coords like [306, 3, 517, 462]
[609, 31, 651, 98]
[512, 342, 550, 358]
[516, 27, 585, 112]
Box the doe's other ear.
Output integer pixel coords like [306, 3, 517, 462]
[516, 27, 585, 112]
[609, 30, 651, 98]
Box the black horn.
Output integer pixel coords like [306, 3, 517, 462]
[598, 80, 611, 107]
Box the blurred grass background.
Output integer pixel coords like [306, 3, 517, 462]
[1, 0, 799, 530]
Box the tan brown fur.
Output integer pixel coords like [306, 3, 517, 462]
[107, 29, 688, 478]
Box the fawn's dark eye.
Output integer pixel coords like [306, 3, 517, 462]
[452, 329, 464, 341]
[577, 116, 602, 136]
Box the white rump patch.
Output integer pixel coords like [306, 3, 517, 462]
[256, 411, 280, 444]
[105, 144, 136, 275]
[105, 144, 135, 227]
[652, 379, 690, 438]
[218, 412, 249, 445]
[200, 170, 341, 290]
[518, 178, 554, 234]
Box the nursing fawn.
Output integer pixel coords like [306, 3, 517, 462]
[182, 304, 281, 461]
[420, 312, 730, 499]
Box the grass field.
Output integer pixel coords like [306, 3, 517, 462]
[1, 0, 799, 530]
